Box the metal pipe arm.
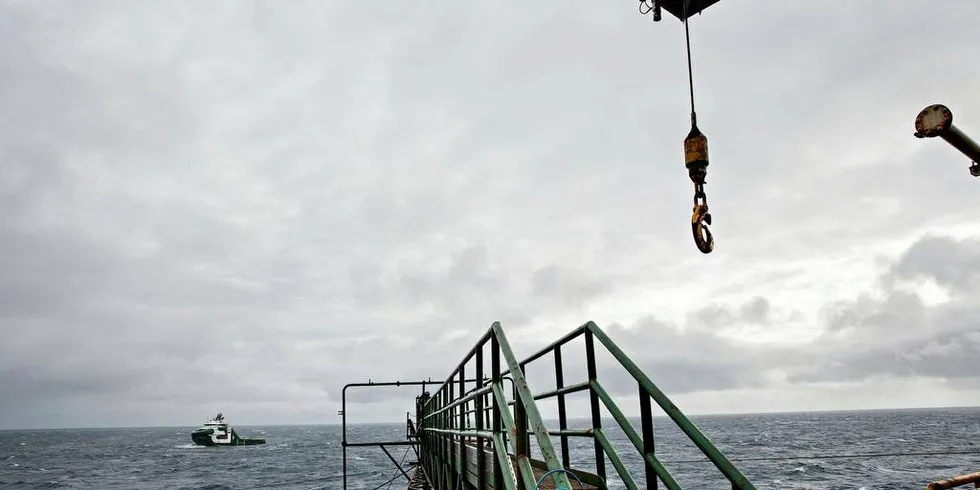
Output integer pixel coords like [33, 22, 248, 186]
[914, 103, 980, 176]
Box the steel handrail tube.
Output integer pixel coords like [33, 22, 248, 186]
[502, 323, 590, 376]
[492, 322, 574, 489]
[341, 379, 441, 490]
[593, 428, 641, 489]
[528, 381, 591, 402]
[587, 322, 757, 490]
[491, 381, 539, 488]
[591, 379, 682, 488]
[428, 328, 494, 406]
[422, 384, 493, 421]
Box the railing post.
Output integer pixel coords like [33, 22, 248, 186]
[515, 362, 529, 490]
[342, 386, 348, 490]
[491, 333, 504, 490]
[585, 329, 607, 482]
[555, 345, 571, 469]
[425, 392, 432, 487]
[640, 383, 657, 489]
[458, 367, 466, 488]
[442, 386, 449, 488]
[476, 346, 486, 490]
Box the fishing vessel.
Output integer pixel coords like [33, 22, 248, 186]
[190, 412, 266, 447]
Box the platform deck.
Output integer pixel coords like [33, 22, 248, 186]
[406, 440, 600, 489]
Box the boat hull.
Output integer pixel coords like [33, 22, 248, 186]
[191, 428, 266, 446]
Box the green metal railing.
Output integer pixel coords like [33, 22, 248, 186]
[505, 321, 756, 490]
[416, 321, 756, 490]
[417, 322, 574, 490]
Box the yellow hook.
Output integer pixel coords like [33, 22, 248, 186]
[691, 202, 713, 254]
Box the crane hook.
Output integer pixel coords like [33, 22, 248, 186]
[685, 121, 713, 254]
[691, 193, 713, 254]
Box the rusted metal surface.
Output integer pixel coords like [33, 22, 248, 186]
[406, 466, 431, 490]
[914, 103, 980, 176]
[926, 471, 980, 490]
[450, 439, 602, 490]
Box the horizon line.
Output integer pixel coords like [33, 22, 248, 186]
[3, 404, 978, 432]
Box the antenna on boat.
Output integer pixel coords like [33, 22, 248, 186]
[914, 104, 980, 177]
[639, 0, 722, 254]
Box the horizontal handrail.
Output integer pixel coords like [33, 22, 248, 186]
[515, 323, 590, 368]
[594, 427, 640, 489]
[591, 378, 682, 489]
[508, 381, 591, 405]
[343, 440, 418, 448]
[586, 322, 756, 489]
[340, 379, 435, 490]
[437, 328, 494, 390]
[421, 384, 493, 421]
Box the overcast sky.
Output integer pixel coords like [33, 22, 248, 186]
[2, 1, 980, 430]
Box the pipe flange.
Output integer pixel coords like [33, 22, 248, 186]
[914, 104, 953, 138]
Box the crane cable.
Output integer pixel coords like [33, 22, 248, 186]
[680, 0, 714, 254]
[684, 2, 697, 127]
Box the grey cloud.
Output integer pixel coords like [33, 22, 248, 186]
[788, 330, 980, 385]
[1, 1, 980, 429]
[690, 296, 777, 329]
[589, 232, 980, 398]
[820, 289, 927, 337]
[885, 234, 980, 294]
[344, 245, 620, 341]
[593, 315, 776, 396]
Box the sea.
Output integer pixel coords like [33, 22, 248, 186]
[1, 407, 978, 489]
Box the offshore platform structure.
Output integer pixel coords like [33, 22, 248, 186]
[339, 0, 980, 488]
[340, 322, 980, 490]
[340, 321, 757, 490]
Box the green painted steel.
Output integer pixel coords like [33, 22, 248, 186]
[491, 383, 538, 488]
[417, 322, 573, 490]
[593, 428, 640, 489]
[491, 433, 518, 490]
[412, 320, 756, 489]
[490, 323, 573, 490]
[591, 379, 680, 488]
[587, 322, 757, 490]
[648, 453, 684, 490]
